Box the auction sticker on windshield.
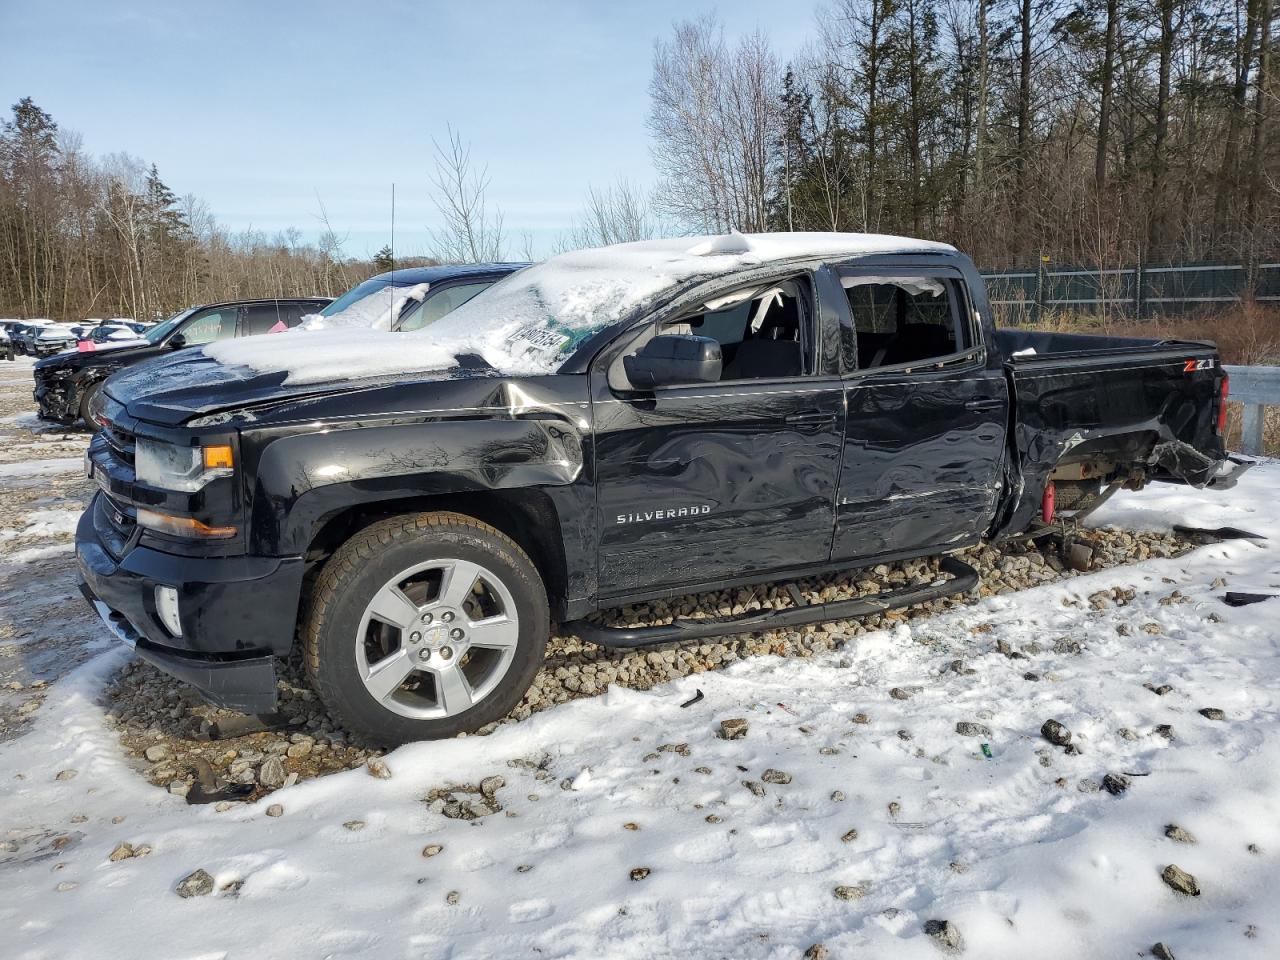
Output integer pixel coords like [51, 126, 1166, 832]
[506, 325, 570, 354]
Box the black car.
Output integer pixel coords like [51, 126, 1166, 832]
[34, 265, 522, 424]
[75, 234, 1244, 745]
[32, 298, 331, 424]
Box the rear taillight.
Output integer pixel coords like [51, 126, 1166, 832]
[1217, 372, 1229, 435]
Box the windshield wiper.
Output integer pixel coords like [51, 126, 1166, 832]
[454, 353, 496, 372]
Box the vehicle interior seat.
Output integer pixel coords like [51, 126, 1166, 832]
[720, 293, 802, 380]
[874, 322, 957, 367]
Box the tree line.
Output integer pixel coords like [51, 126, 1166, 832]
[0, 98, 380, 321]
[648, 1, 1277, 272]
[4, 1, 1275, 320]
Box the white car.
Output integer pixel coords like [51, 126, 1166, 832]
[33, 323, 86, 357]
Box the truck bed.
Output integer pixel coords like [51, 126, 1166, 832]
[994, 327, 1213, 362]
[990, 327, 1228, 538]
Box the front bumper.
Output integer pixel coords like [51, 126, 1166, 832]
[75, 501, 306, 714]
[33, 371, 77, 422]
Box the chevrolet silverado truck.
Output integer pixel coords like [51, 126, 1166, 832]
[75, 233, 1246, 745]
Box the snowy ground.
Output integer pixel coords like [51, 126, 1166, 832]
[0, 354, 1277, 959]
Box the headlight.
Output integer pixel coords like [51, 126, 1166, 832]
[135, 438, 234, 492]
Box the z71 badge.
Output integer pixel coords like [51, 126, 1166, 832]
[1184, 358, 1215, 373]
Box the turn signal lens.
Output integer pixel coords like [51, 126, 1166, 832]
[202, 444, 234, 470]
[137, 508, 237, 540]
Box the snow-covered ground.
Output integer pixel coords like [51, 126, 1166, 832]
[0, 353, 1277, 959]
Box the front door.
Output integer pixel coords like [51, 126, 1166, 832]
[831, 267, 1008, 561]
[591, 275, 845, 599]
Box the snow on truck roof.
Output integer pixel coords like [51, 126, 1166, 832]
[205, 232, 954, 385]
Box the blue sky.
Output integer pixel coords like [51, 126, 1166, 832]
[0, 0, 812, 258]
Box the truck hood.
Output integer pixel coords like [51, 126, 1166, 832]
[104, 348, 485, 427]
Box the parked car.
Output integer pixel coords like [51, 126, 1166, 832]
[302, 263, 525, 332]
[32, 298, 331, 424]
[32, 323, 86, 357]
[83, 324, 145, 346]
[35, 266, 522, 425]
[75, 233, 1247, 745]
[13, 320, 54, 356]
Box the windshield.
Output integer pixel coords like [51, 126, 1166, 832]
[144, 310, 192, 344]
[306, 276, 430, 331]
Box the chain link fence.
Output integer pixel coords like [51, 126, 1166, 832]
[982, 260, 1280, 325]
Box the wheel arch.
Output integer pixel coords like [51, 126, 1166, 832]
[302, 489, 572, 621]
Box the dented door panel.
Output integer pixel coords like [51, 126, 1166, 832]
[834, 368, 1009, 559]
[591, 381, 845, 597]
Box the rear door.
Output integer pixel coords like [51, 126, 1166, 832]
[591, 273, 845, 599]
[832, 263, 1008, 561]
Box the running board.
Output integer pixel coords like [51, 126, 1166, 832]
[567, 556, 978, 649]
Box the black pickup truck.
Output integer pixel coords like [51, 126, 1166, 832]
[75, 233, 1245, 745]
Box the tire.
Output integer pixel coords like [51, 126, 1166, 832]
[78, 381, 101, 426]
[303, 511, 549, 746]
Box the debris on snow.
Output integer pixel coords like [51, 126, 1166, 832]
[175, 869, 214, 898]
[1041, 719, 1072, 746]
[1161, 864, 1201, 896]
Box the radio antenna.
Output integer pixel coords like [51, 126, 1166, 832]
[390, 182, 396, 273]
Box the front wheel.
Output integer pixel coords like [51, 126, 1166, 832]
[78, 381, 102, 425]
[303, 512, 549, 745]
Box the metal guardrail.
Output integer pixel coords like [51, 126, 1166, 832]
[1225, 364, 1280, 456]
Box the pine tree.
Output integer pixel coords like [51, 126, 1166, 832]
[373, 244, 395, 271]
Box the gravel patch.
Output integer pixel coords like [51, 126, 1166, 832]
[99, 524, 1195, 801]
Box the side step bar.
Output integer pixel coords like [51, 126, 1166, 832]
[567, 556, 978, 649]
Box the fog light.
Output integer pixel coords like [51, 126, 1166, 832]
[155, 585, 182, 637]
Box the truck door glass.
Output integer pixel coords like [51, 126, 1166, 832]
[275, 303, 314, 328]
[655, 276, 810, 382]
[178, 308, 236, 346]
[240, 303, 285, 336]
[842, 275, 966, 370]
[397, 281, 495, 332]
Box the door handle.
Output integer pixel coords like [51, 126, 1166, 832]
[785, 410, 837, 426]
[964, 398, 1004, 412]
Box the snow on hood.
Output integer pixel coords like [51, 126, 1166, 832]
[205, 232, 954, 386]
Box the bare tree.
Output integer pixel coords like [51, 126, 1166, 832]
[648, 15, 782, 233]
[427, 125, 504, 263]
[561, 178, 657, 250]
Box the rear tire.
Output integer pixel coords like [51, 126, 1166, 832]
[303, 512, 549, 746]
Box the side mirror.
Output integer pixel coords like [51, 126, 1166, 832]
[623, 334, 722, 389]
[167, 334, 187, 350]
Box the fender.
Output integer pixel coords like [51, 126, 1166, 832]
[244, 413, 598, 608]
